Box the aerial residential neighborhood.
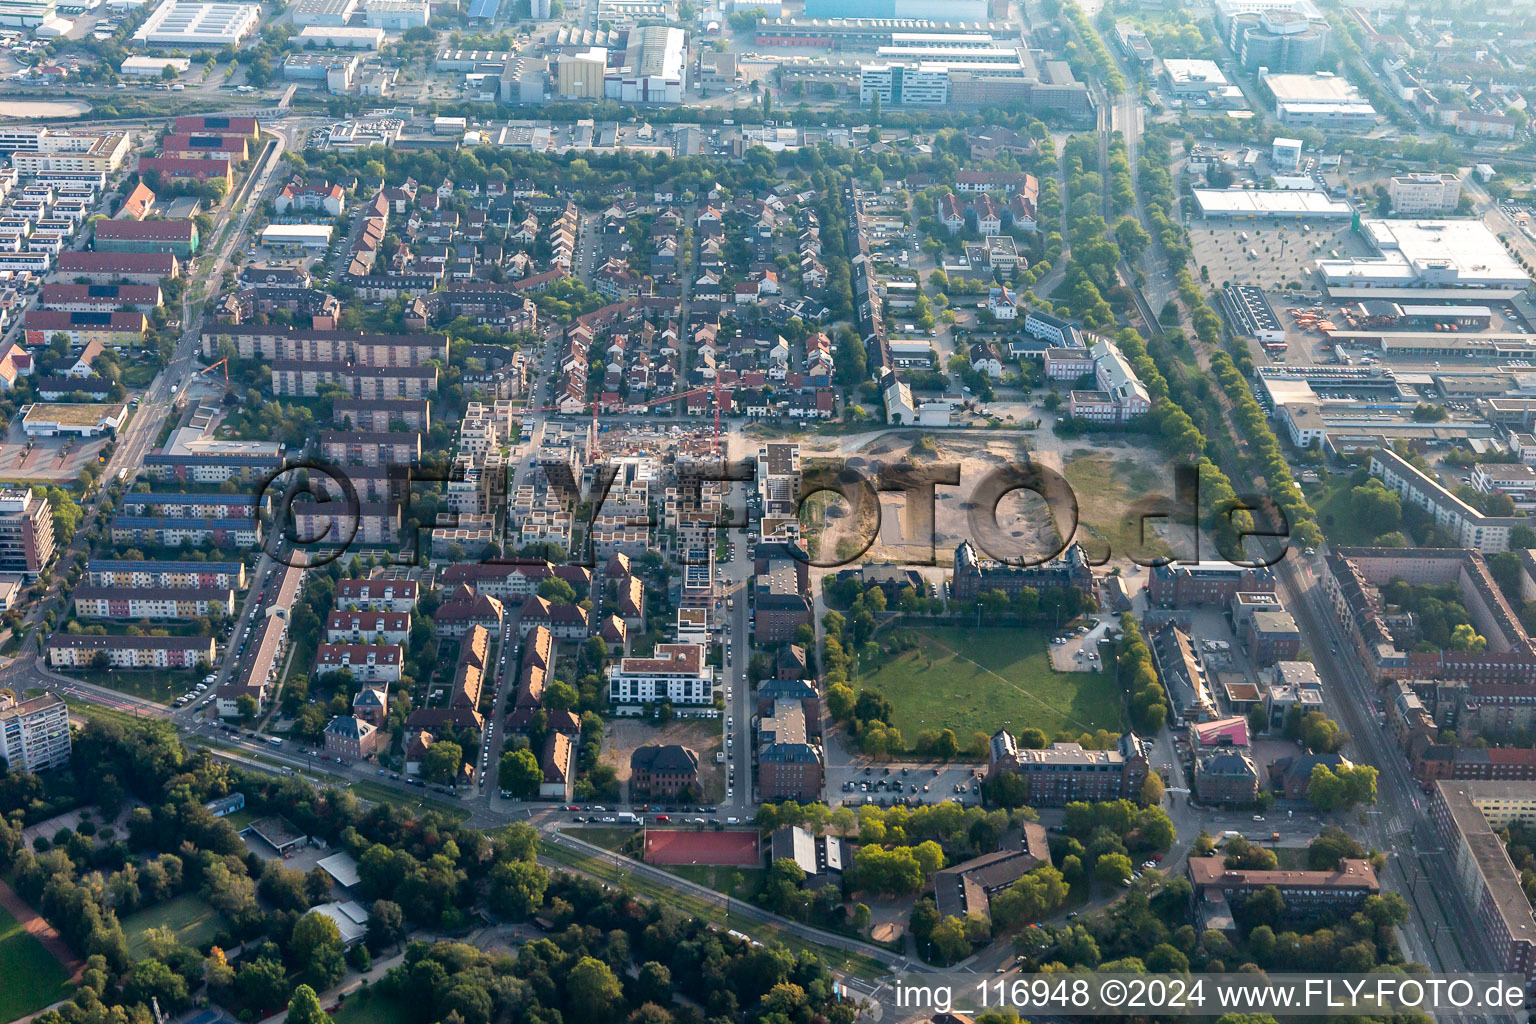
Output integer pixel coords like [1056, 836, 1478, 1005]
[0, 0, 1529, 1021]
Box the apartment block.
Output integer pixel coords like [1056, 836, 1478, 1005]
[0, 692, 69, 772]
[72, 586, 236, 619]
[0, 488, 53, 577]
[46, 633, 215, 669]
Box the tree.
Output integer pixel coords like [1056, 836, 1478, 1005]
[928, 915, 971, 964]
[488, 859, 548, 919]
[1095, 853, 1134, 887]
[538, 577, 577, 605]
[1140, 772, 1166, 806]
[422, 740, 463, 785]
[499, 748, 543, 797]
[367, 899, 405, 951]
[1450, 623, 1487, 652]
[567, 955, 623, 1020]
[286, 985, 328, 1024]
[237, 957, 289, 1010]
[291, 911, 346, 989]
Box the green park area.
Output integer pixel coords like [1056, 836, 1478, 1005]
[123, 894, 228, 958]
[0, 902, 72, 1020]
[860, 625, 1123, 743]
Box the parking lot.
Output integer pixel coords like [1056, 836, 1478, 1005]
[1047, 617, 1113, 672]
[827, 761, 987, 809]
[1186, 220, 1368, 292]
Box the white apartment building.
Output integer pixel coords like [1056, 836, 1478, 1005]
[608, 643, 714, 705]
[0, 692, 69, 772]
[1388, 173, 1462, 215]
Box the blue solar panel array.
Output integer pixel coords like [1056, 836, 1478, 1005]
[468, 0, 500, 19]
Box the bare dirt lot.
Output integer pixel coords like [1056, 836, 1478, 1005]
[604, 717, 725, 803]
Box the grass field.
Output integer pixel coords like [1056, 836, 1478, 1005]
[861, 625, 1123, 742]
[660, 864, 765, 900]
[538, 839, 889, 981]
[122, 895, 228, 957]
[1060, 450, 1175, 559]
[63, 667, 201, 705]
[0, 903, 72, 1020]
[331, 991, 414, 1024]
[1304, 472, 1387, 548]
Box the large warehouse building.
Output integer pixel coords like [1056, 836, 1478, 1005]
[1263, 72, 1377, 128]
[604, 25, 686, 104]
[1191, 188, 1351, 219]
[133, 0, 260, 46]
[1317, 219, 1531, 291]
[804, 0, 988, 18]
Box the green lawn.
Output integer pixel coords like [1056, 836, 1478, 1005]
[62, 667, 202, 705]
[122, 895, 228, 957]
[331, 988, 415, 1024]
[861, 625, 1123, 743]
[0, 902, 72, 1021]
[660, 864, 765, 900]
[1304, 472, 1384, 548]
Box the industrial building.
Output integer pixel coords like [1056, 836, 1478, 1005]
[556, 47, 607, 99]
[859, 45, 1088, 112]
[290, 0, 356, 24]
[0, 0, 56, 27]
[803, 0, 987, 18]
[1317, 219, 1530, 291]
[260, 224, 334, 248]
[1163, 58, 1228, 93]
[605, 26, 686, 104]
[1221, 284, 1285, 345]
[120, 56, 190, 76]
[360, 0, 427, 28]
[1190, 188, 1351, 219]
[296, 25, 384, 48]
[1263, 72, 1377, 127]
[752, 17, 1016, 49]
[133, 0, 261, 47]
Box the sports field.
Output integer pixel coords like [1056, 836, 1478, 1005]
[644, 829, 761, 868]
[123, 895, 228, 957]
[860, 625, 1123, 742]
[0, 903, 72, 1020]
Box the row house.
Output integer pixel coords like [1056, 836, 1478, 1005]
[110, 516, 261, 548]
[437, 560, 589, 602]
[518, 595, 589, 639]
[336, 577, 417, 613]
[320, 430, 421, 467]
[141, 452, 280, 485]
[315, 642, 403, 683]
[292, 502, 400, 547]
[72, 586, 235, 619]
[270, 361, 437, 400]
[47, 633, 214, 669]
[119, 492, 261, 519]
[333, 399, 430, 432]
[86, 558, 246, 590]
[325, 609, 410, 644]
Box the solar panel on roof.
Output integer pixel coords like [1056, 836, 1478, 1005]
[468, 0, 499, 17]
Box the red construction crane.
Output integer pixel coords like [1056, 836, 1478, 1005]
[197, 358, 230, 385]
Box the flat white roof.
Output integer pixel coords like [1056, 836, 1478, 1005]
[134, 0, 259, 44]
[260, 224, 334, 241]
[1164, 58, 1227, 87]
[1318, 219, 1531, 289]
[1263, 72, 1364, 103]
[1192, 188, 1352, 217]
